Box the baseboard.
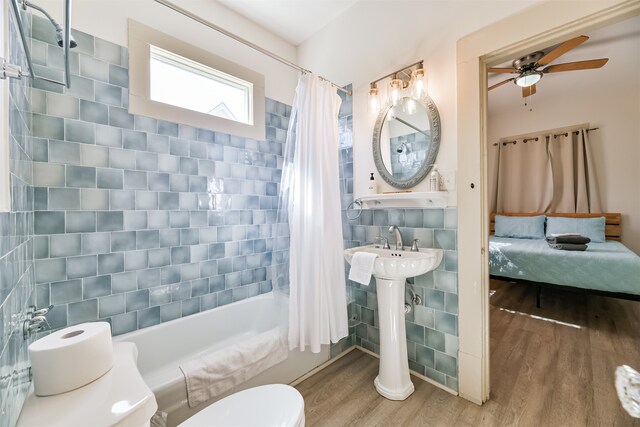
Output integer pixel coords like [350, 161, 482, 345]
[289, 344, 459, 396]
[355, 345, 459, 396]
[288, 346, 357, 387]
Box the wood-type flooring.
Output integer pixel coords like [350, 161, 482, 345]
[295, 280, 640, 426]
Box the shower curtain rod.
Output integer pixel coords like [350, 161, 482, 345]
[153, 0, 352, 96]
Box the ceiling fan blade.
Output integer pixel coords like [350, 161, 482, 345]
[537, 35, 589, 66]
[543, 58, 609, 73]
[522, 84, 537, 98]
[488, 67, 518, 73]
[488, 78, 514, 91]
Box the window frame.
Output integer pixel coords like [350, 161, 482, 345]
[128, 20, 265, 140]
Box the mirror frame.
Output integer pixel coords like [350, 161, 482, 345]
[372, 94, 441, 189]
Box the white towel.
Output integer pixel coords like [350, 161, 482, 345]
[179, 327, 287, 408]
[348, 252, 378, 286]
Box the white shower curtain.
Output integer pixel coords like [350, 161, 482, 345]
[280, 73, 348, 353]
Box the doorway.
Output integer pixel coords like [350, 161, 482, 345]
[455, 0, 640, 408]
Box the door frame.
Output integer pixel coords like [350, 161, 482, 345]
[455, 0, 640, 404]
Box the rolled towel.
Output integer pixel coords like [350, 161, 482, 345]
[546, 234, 591, 245]
[548, 243, 588, 251]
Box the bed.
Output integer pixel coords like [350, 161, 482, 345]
[489, 212, 640, 306]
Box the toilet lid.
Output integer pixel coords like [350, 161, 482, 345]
[180, 384, 304, 427]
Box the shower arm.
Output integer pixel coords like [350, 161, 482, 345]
[22, 1, 62, 32]
[5, 0, 72, 88]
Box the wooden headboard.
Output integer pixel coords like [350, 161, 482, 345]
[489, 212, 622, 242]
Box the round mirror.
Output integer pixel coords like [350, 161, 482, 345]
[372, 95, 441, 189]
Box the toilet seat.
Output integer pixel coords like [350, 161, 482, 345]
[179, 384, 305, 427]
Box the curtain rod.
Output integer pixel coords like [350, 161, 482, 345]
[153, 0, 352, 96]
[493, 127, 599, 146]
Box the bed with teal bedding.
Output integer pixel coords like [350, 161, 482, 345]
[489, 236, 640, 296]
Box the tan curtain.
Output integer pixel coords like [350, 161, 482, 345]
[548, 129, 601, 213]
[495, 135, 553, 213]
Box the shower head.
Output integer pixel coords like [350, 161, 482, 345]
[54, 27, 77, 49]
[23, 1, 77, 49]
[396, 142, 406, 153]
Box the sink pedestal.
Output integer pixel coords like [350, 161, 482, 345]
[374, 277, 414, 400]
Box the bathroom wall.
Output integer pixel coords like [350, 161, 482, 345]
[332, 86, 459, 389]
[30, 17, 290, 335]
[0, 10, 35, 427]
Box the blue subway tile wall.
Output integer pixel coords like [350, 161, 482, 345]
[329, 85, 356, 358]
[30, 16, 288, 336]
[0, 10, 35, 427]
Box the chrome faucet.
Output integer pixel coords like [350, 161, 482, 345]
[388, 225, 404, 250]
[23, 305, 52, 339]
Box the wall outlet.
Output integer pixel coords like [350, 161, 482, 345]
[440, 170, 456, 191]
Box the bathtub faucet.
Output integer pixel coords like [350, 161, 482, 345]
[388, 225, 404, 250]
[23, 305, 52, 339]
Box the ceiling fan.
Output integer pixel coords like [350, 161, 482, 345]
[488, 35, 609, 97]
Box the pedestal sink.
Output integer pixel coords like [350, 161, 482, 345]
[344, 244, 443, 400]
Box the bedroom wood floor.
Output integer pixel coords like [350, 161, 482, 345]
[295, 280, 640, 426]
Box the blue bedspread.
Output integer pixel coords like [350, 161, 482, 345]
[489, 237, 640, 295]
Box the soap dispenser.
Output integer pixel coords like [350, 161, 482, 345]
[430, 165, 440, 192]
[368, 173, 378, 195]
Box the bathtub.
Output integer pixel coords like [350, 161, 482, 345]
[114, 293, 329, 427]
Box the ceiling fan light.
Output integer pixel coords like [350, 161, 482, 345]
[515, 71, 542, 87]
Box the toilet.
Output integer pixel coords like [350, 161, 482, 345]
[179, 384, 305, 427]
[17, 342, 305, 427]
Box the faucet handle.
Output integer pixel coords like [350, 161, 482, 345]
[32, 305, 53, 317]
[375, 236, 390, 249]
[411, 239, 420, 252]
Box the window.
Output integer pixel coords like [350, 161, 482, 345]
[150, 46, 253, 125]
[128, 20, 265, 140]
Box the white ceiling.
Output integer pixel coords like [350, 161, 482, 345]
[217, 0, 359, 45]
[488, 15, 640, 114]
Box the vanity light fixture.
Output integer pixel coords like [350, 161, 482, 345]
[369, 60, 425, 115]
[514, 70, 542, 87]
[369, 83, 380, 114]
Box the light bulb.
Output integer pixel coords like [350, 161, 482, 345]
[369, 84, 379, 114]
[390, 78, 403, 106]
[515, 71, 542, 87]
[404, 97, 417, 115]
[413, 63, 425, 98]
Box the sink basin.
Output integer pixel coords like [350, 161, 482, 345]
[344, 245, 443, 280]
